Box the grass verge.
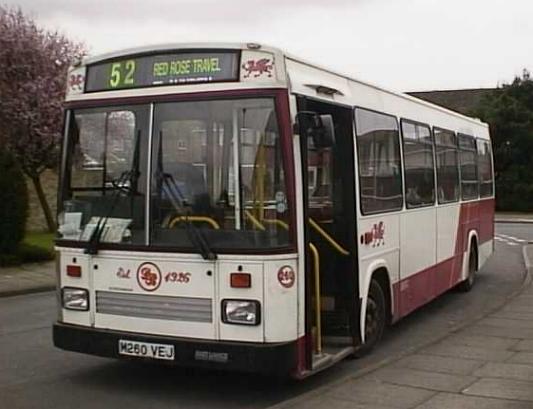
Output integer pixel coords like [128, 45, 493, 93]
[0, 232, 55, 267]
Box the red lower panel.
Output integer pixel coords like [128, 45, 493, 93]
[393, 198, 494, 320]
[393, 255, 459, 318]
[293, 335, 309, 377]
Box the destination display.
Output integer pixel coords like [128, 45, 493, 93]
[85, 51, 240, 92]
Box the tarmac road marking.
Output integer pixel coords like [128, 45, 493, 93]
[495, 234, 526, 246]
[498, 234, 527, 243]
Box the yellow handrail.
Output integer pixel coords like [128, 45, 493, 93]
[168, 216, 220, 230]
[309, 218, 350, 256]
[244, 210, 266, 231]
[309, 242, 322, 355]
[263, 218, 290, 231]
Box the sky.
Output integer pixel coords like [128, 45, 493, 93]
[5, 0, 533, 92]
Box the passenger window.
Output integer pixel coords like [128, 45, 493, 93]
[355, 108, 403, 214]
[401, 120, 435, 208]
[458, 134, 479, 200]
[477, 140, 494, 197]
[434, 128, 460, 203]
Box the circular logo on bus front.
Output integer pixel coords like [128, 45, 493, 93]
[277, 266, 295, 288]
[137, 262, 162, 292]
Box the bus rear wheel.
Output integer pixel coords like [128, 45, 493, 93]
[457, 245, 477, 292]
[354, 279, 386, 357]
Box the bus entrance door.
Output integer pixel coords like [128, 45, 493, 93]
[296, 97, 359, 370]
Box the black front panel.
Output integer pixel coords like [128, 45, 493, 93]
[53, 323, 297, 375]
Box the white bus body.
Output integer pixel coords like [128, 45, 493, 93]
[54, 43, 494, 378]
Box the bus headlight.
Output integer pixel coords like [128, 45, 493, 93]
[62, 287, 89, 311]
[222, 300, 260, 326]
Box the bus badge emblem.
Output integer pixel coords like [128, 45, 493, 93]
[277, 266, 295, 288]
[242, 58, 273, 78]
[137, 262, 162, 291]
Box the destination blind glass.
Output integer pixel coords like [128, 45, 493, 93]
[85, 51, 240, 92]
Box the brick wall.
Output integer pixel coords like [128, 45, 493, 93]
[26, 170, 58, 232]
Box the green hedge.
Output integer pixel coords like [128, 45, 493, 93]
[0, 243, 54, 267]
[0, 150, 28, 254]
[496, 178, 533, 212]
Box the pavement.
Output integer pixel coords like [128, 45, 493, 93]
[0, 260, 55, 297]
[495, 212, 533, 224]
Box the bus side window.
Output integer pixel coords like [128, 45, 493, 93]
[401, 120, 435, 208]
[434, 128, 460, 204]
[458, 134, 479, 200]
[355, 108, 403, 214]
[477, 139, 494, 197]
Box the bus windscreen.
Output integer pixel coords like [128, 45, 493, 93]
[85, 51, 240, 92]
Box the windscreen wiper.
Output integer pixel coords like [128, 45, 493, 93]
[160, 171, 217, 261]
[84, 170, 132, 255]
[84, 129, 142, 255]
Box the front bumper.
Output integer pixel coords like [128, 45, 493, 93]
[53, 322, 297, 375]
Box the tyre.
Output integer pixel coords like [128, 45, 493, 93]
[353, 279, 386, 357]
[457, 244, 477, 292]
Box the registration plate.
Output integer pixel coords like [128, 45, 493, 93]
[118, 339, 175, 360]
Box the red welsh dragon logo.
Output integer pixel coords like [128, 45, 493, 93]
[136, 262, 162, 291]
[361, 221, 385, 247]
[241, 58, 274, 78]
[69, 74, 84, 92]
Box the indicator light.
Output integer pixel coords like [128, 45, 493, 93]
[230, 273, 251, 288]
[66, 265, 82, 278]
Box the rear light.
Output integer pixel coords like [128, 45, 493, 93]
[66, 265, 82, 277]
[230, 273, 251, 288]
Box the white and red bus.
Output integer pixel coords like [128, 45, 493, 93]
[53, 43, 494, 378]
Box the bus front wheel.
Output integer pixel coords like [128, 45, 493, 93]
[354, 279, 386, 357]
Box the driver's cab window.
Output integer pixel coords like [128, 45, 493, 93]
[60, 106, 149, 245]
[71, 111, 136, 189]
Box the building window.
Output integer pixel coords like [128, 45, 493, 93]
[434, 128, 460, 203]
[355, 108, 403, 214]
[401, 120, 435, 208]
[458, 134, 479, 200]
